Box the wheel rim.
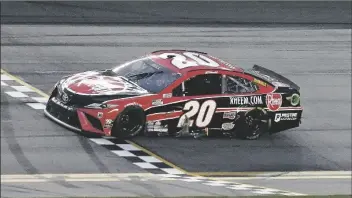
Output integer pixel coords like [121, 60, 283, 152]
[245, 111, 265, 138]
[120, 111, 143, 135]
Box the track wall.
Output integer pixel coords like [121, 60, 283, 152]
[1, 1, 351, 24]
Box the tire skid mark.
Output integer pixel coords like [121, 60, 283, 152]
[1, 94, 39, 174]
[127, 180, 165, 197]
[76, 135, 110, 173]
[152, 180, 229, 196]
[1, 74, 111, 175]
[94, 183, 134, 195]
[1, 95, 81, 189]
[289, 136, 345, 170]
[1, 134, 78, 138]
[3, 184, 69, 197]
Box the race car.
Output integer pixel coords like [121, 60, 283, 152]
[44, 49, 303, 140]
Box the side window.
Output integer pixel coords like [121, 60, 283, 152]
[172, 84, 183, 97]
[225, 75, 258, 94]
[173, 74, 222, 96]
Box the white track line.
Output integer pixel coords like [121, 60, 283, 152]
[1, 74, 13, 80]
[5, 91, 29, 98]
[31, 97, 48, 103]
[1, 81, 8, 86]
[26, 103, 46, 110]
[11, 85, 35, 92]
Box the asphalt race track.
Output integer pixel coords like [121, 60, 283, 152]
[1, 25, 351, 197]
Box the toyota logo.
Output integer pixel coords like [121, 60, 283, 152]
[61, 93, 69, 103]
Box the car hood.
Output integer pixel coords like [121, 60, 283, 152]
[60, 70, 149, 96]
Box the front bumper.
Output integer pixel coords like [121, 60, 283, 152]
[44, 108, 81, 132]
[44, 97, 82, 132]
[44, 97, 109, 135]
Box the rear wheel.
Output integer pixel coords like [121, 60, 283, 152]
[111, 106, 145, 139]
[236, 108, 268, 140]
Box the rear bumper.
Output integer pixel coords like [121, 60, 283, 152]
[267, 108, 303, 133]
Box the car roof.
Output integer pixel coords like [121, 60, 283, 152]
[147, 49, 244, 74]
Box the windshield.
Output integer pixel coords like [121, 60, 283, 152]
[112, 58, 181, 93]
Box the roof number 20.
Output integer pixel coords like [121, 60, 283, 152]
[159, 52, 220, 69]
[177, 100, 217, 128]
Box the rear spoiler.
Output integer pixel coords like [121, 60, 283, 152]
[251, 65, 300, 91]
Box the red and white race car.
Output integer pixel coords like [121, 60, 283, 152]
[44, 50, 303, 140]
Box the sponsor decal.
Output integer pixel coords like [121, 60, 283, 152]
[85, 103, 103, 109]
[64, 73, 149, 95]
[125, 102, 141, 107]
[272, 81, 289, 87]
[229, 95, 263, 106]
[61, 93, 69, 104]
[222, 122, 235, 130]
[52, 98, 74, 111]
[106, 104, 119, 108]
[253, 78, 267, 87]
[108, 109, 119, 114]
[152, 99, 163, 106]
[205, 71, 218, 74]
[209, 55, 237, 70]
[97, 112, 103, 119]
[78, 77, 125, 92]
[223, 111, 237, 120]
[266, 93, 282, 111]
[147, 121, 168, 132]
[274, 113, 298, 122]
[287, 93, 300, 106]
[103, 119, 113, 129]
[163, 93, 172, 98]
[252, 71, 276, 82]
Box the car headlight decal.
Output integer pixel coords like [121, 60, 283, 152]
[85, 103, 118, 109]
[85, 103, 104, 109]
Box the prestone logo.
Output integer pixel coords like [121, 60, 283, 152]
[274, 113, 298, 122]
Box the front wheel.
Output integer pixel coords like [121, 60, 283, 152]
[111, 105, 146, 139]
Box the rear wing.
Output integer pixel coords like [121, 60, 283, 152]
[251, 65, 300, 91]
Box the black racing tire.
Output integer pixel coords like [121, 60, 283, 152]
[235, 108, 268, 140]
[111, 105, 146, 139]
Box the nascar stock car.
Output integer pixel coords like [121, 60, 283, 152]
[44, 50, 303, 140]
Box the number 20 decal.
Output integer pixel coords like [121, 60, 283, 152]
[159, 52, 220, 69]
[177, 100, 217, 128]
